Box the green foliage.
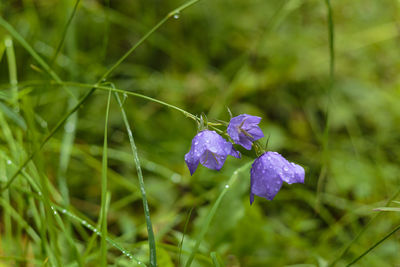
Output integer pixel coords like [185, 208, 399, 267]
[1, 0, 400, 266]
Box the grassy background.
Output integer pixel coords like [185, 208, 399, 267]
[1, 0, 400, 266]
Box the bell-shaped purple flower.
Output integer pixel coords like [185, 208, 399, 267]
[227, 114, 264, 150]
[250, 151, 305, 204]
[185, 130, 240, 175]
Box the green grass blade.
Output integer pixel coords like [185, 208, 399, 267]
[179, 207, 193, 266]
[4, 36, 18, 110]
[329, 187, 400, 266]
[324, 0, 335, 81]
[185, 162, 252, 267]
[316, 0, 335, 214]
[114, 90, 156, 266]
[100, 90, 112, 266]
[346, 223, 400, 266]
[51, 0, 81, 65]
[54, 206, 146, 266]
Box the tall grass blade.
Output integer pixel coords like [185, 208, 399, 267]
[100, 91, 112, 266]
[114, 90, 156, 266]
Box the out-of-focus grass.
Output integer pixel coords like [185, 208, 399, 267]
[1, 0, 400, 266]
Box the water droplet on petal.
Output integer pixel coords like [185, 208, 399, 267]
[284, 167, 289, 172]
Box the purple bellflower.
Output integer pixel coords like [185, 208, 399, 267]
[250, 151, 305, 204]
[185, 130, 240, 175]
[227, 114, 264, 150]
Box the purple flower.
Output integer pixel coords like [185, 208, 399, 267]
[185, 130, 240, 175]
[250, 151, 305, 204]
[227, 114, 264, 150]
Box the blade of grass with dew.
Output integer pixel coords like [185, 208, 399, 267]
[53, 205, 146, 265]
[185, 162, 252, 267]
[1, 0, 204, 191]
[114, 90, 156, 266]
[14, 160, 142, 265]
[100, 90, 112, 266]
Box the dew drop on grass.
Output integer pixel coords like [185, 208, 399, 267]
[225, 184, 229, 188]
[6, 160, 12, 165]
[173, 12, 180, 19]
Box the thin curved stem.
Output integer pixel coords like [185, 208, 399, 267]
[346, 223, 400, 266]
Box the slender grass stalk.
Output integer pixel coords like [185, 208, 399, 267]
[0, 160, 12, 255]
[101, 0, 110, 60]
[61, 81, 198, 120]
[114, 90, 156, 266]
[346, 223, 400, 266]
[100, 91, 112, 266]
[330, 187, 400, 266]
[325, 0, 335, 81]
[316, 0, 335, 213]
[4, 36, 18, 110]
[185, 162, 252, 267]
[50, 0, 81, 65]
[178, 207, 193, 266]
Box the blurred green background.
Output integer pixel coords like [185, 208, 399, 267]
[1, 0, 400, 266]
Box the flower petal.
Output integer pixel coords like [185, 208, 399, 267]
[227, 114, 264, 150]
[229, 146, 241, 158]
[185, 151, 200, 176]
[246, 126, 264, 141]
[185, 130, 240, 174]
[200, 150, 227, 170]
[250, 158, 283, 201]
[249, 151, 305, 203]
[242, 114, 261, 125]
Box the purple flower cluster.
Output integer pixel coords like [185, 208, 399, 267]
[185, 114, 305, 204]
